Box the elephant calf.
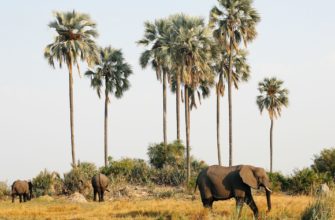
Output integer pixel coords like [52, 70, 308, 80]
[195, 165, 272, 219]
[91, 173, 110, 202]
[11, 180, 33, 203]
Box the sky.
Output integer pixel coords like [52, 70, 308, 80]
[0, 0, 335, 183]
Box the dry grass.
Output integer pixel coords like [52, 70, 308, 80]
[0, 193, 313, 220]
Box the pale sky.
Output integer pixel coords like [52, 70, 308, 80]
[1, 0, 335, 183]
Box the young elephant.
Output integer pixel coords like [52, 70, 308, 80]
[195, 165, 272, 219]
[12, 180, 33, 203]
[91, 173, 110, 202]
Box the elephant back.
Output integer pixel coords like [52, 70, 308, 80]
[12, 180, 29, 194]
[92, 174, 109, 189]
[206, 165, 241, 198]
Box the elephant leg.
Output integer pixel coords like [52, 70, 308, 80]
[101, 190, 105, 202]
[98, 189, 102, 202]
[245, 192, 259, 219]
[93, 189, 97, 201]
[19, 195, 22, 203]
[235, 197, 244, 219]
[23, 194, 27, 202]
[12, 194, 15, 203]
[202, 197, 214, 209]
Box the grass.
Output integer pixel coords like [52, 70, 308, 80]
[0, 193, 314, 220]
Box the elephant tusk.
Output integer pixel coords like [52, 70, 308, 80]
[265, 186, 272, 193]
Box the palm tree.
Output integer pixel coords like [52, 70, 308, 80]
[213, 48, 250, 165]
[210, 0, 260, 166]
[85, 47, 132, 167]
[44, 11, 99, 167]
[256, 77, 289, 173]
[138, 19, 172, 147]
[169, 14, 215, 182]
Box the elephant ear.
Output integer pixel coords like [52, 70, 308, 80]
[239, 165, 258, 189]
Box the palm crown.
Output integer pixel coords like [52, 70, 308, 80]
[257, 77, 289, 119]
[170, 14, 215, 88]
[85, 47, 132, 99]
[44, 10, 100, 72]
[138, 19, 172, 81]
[210, 0, 260, 50]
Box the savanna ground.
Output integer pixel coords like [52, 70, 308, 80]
[0, 193, 313, 220]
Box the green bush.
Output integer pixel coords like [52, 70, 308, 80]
[301, 189, 335, 220]
[287, 168, 332, 195]
[32, 169, 53, 197]
[63, 162, 98, 195]
[312, 147, 335, 179]
[0, 182, 10, 200]
[148, 141, 185, 169]
[32, 170, 63, 197]
[268, 172, 290, 192]
[152, 165, 185, 186]
[102, 157, 151, 184]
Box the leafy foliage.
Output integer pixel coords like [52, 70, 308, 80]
[268, 172, 290, 192]
[256, 77, 289, 119]
[85, 47, 133, 99]
[301, 189, 335, 220]
[32, 169, 63, 197]
[0, 182, 10, 200]
[44, 10, 99, 71]
[287, 168, 332, 195]
[312, 147, 335, 179]
[102, 157, 151, 184]
[63, 162, 98, 195]
[148, 141, 185, 169]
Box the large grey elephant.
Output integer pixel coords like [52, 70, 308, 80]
[91, 173, 110, 202]
[11, 180, 33, 203]
[195, 165, 272, 219]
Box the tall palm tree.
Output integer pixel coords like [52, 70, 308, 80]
[85, 47, 132, 167]
[213, 48, 250, 165]
[256, 77, 289, 173]
[44, 11, 99, 167]
[210, 0, 260, 166]
[169, 14, 215, 182]
[138, 19, 172, 147]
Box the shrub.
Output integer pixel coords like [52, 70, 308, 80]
[32, 170, 63, 197]
[287, 168, 332, 195]
[63, 162, 98, 195]
[301, 189, 335, 220]
[0, 182, 10, 200]
[268, 172, 290, 192]
[312, 147, 335, 178]
[152, 165, 185, 186]
[32, 169, 53, 197]
[102, 157, 151, 184]
[148, 141, 185, 169]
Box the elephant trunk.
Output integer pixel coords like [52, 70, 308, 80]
[265, 188, 271, 212]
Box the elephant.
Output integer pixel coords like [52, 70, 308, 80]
[11, 180, 33, 203]
[195, 165, 272, 219]
[91, 173, 110, 202]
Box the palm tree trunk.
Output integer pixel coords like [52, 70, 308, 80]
[184, 85, 191, 183]
[67, 61, 76, 167]
[163, 70, 167, 147]
[104, 82, 109, 167]
[228, 40, 234, 166]
[176, 74, 181, 142]
[270, 118, 274, 173]
[216, 87, 222, 166]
